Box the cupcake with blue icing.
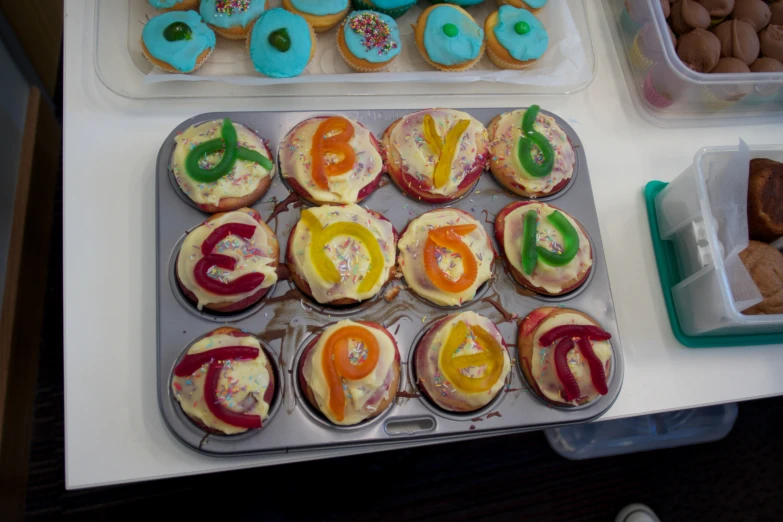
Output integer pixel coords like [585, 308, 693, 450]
[414, 4, 485, 71]
[282, 0, 350, 32]
[485, 6, 548, 70]
[497, 0, 548, 13]
[148, 0, 199, 12]
[200, 0, 269, 40]
[430, 0, 487, 6]
[337, 11, 402, 72]
[248, 8, 315, 78]
[141, 10, 216, 73]
[351, 0, 417, 19]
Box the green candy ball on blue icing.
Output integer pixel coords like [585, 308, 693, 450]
[493, 6, 548, 62]
[344, 11, 401, 63]
[142, 10, 216, 72]
[249, 8, 312, 78]
[148, 0, 186, 8]
[290, 0, 348, 15]
[200, 0, 267, 29]
[423, 6, 483, 66]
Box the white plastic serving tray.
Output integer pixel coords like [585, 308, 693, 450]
[94, 0, 596, 99]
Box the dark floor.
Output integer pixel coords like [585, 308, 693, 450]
[21, 163, 783, 521]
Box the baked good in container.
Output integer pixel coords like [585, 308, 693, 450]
[488, 105, 576, 198]
[414, 311, 511, 413]
[172, 327, 276, 435]
[747, 158, 783, 242]
[286, 205, 397, 306]
[170, 118, 275, 212]
[280, 116, 385, 205]
[739, 240, 783, 315]
[299, 320, 400, 425]
[383, 109, 488, 203]
[518, 307, 613, 407]
[176, 208, 279, 312]
[494, 201, 593, 296]
[397, 208, 495, 307]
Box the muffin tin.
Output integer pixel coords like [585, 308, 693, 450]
[156, 108, 625, 455]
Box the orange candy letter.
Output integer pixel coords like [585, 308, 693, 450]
[423, 224, 479, 293]
[311, 117, 356, 190]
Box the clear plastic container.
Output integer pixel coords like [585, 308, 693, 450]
[603, 0, 783, 127]
[95, 0, 596, 99]
[545, 403, 738, 460]
[655, 145, 783, 336]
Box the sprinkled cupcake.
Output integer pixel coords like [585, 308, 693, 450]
[487, 105, 576, 198]
[337, 11, 402, 72]
[383, 108, 489, 204]
[200, 0, 270, 40]
[279, 115, 385, 205]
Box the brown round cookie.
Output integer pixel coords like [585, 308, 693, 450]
[285, 207, 398, 306]
[748, 158, 783, 242]
[382, 111, 488, 204]
[732, 0, 772, 32]
[297, 321, 401, 425]
[176, 208, 280, 313]
[739, 241, 783, 315]
[486, 112, 575, 199]
[677, 28, 721, 71]
[760, 24, 783, 62]
[174, 327, 277, 435]
[671, 0, 711, 35]
[494, 201, 593, 297]
[713, 19, 760, 66]
[517, 307, 611, 407]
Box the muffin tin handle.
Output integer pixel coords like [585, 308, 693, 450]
[384, 416, 437, 436]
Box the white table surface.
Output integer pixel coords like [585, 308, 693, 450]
[64, 0, 783, 489]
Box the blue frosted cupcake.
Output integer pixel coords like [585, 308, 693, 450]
[141, 10, 216, 73]
[148, 0, 199, 12]
[281, 0, 350, 32]
[414, 4, 485, 71]
[248, 8, 315, 78]
[338, 11, 402, 72]
[429, 0, 487, 6]
[496, 1, 548, 13]
[351, 0, 417, 19]
[200, 0, 270, 40]
[485, 6, 548, 69]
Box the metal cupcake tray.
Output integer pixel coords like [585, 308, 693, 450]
[156, 108, 625, 456]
